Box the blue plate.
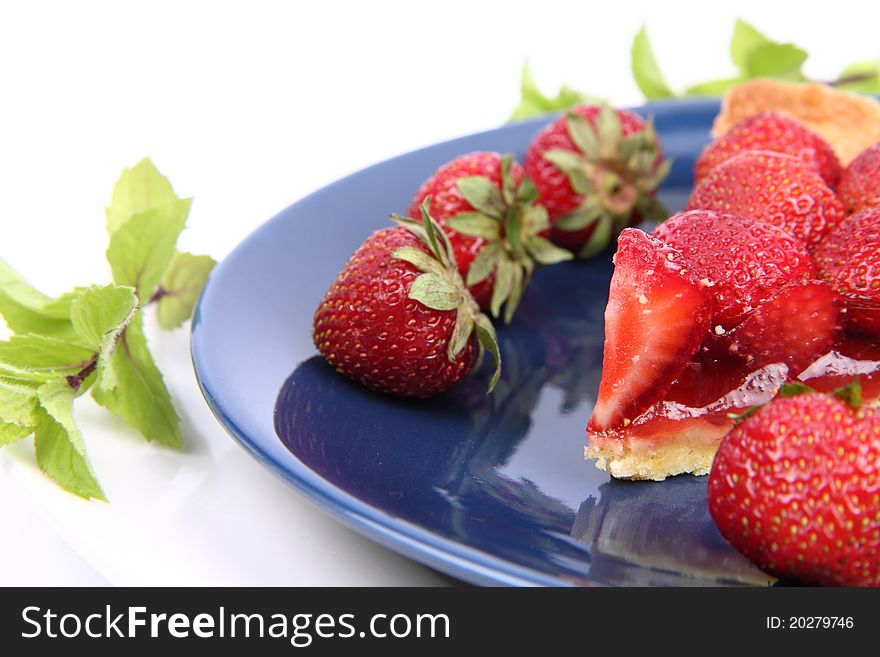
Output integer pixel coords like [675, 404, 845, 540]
[191, 98, 772, 587]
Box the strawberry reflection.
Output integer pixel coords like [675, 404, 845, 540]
[573, 477, 773, 586]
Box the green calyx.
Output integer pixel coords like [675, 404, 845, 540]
[391, 198, 501, 392]
[445, 155, 572, 324]
[546, 105, 672, 259]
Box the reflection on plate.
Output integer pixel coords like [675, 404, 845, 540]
[193, 98, 771, 585]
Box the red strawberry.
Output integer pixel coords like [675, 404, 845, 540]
[838, 143, 880, 214]
[814, 206, 880, 336]
[524, 105, 670, 258]
[313, 204, 500, 398]
[408, 152, 570, 322]
[653, 210, 817, 328]
[588, 229, 711, 431]
[694, 112, 841, 188]
[708, 385, 880, 586]
[719, 280, 844, 374]
[685, 150, 846, 249]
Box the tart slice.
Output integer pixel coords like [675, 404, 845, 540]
[584, 211, 870, 481]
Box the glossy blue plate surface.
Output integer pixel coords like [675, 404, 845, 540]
[191, 99, 771, 586]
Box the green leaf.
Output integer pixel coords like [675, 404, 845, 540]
[92, 313, 181, 448]
[106, 158, 180, 235]
[155, 252, 216, 329]
[778, 381, 815, 398]
[835, 61, 880, 93]
[71, 285, 138, 350]
[106, 198, 191, 300]
[445, 212, 501, 240]
[466, 242, 501, 287]
[0, 377, 39, 427]
[554, 201, 602, 232]
[508, 61, 597, 122]
[0, 335, 94, 381]
[684, 77, 744, 97]
[455, 177, 506, 219]
[0, 260, 77, 340]
[745, 42, 807, 79]
[831, 379, 862, 409]
[526, 236, 574, 265]
[0, 421, 33, 446]
[631, 26, 676, 100]
[730, 19, 771, 74]
[35, 379, 105, 500]
[503, 264, 525, 325]
[447, 311, 475, 362]
[408, 273, 462, 311]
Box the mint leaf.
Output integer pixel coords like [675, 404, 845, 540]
[92, 313, 181, 447]
[106, 198, 191, 301]
[155, 252, 216, 329]
[745, 42, 807, 79]
[730, 19, 771, 74]
[835, 61, 880, 93]
[0, 421, 33, 446]
[35, 378, 105, 500]
[631, 26, 675, 99]
[0, 377, 39, 427]
[106, 158, 180, 235]
[684, 77, 744, 96]
[71, 284, 138, 350]
[508, 61, 598, 121]
[0, 334, 94, 381]
[0, 260, 78, 340]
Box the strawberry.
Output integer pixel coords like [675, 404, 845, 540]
[652, 210, 817, 329]
[838, 143, 880, 214]
[408, 152, 570, 322]
[708, 384, 880, 586]
[313, 202, 500, 398]
[685, 150, 846, 249]
[588, 229, 711, 431]
[719, 280, 844, 374]
[814, 206, 880, 336]
[694, 112, 841, 188]
[524, 105, 670, 258]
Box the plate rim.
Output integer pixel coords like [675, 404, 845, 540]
[191, 97, 720, 587]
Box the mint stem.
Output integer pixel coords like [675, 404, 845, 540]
[66, 354, 97, 391]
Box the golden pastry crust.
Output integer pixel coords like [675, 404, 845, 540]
[712, 79, 880, 165]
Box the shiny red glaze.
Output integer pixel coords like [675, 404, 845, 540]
[685, 151, 846, 250]
[694, 112, 841, 188]
[814, 207, 880, 336]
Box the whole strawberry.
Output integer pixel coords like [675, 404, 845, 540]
[686, 150, 846, 249]
[814, 206, 880, 336]
[694, 112, 841, 189]
[524, 105, 670, 258]
[313, 201, 500, 398]
[708, 384, 880, 586]
[838, 143, 880, 214]
[409, 152, 570, 322]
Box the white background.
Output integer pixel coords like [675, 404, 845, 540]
[0, 1, 876, 585]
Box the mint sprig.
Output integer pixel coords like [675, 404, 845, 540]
[0, 158, 216, 499]
[510, 19, 880, 120]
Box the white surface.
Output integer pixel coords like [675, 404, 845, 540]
[0, 1, 875, 586]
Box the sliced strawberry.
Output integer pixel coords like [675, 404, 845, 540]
[588, 229, 712, 431]
[719, 280, 844, 375]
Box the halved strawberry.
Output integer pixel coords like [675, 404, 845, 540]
[719, 280, 844, 375]
[588, 229, 712, 431]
